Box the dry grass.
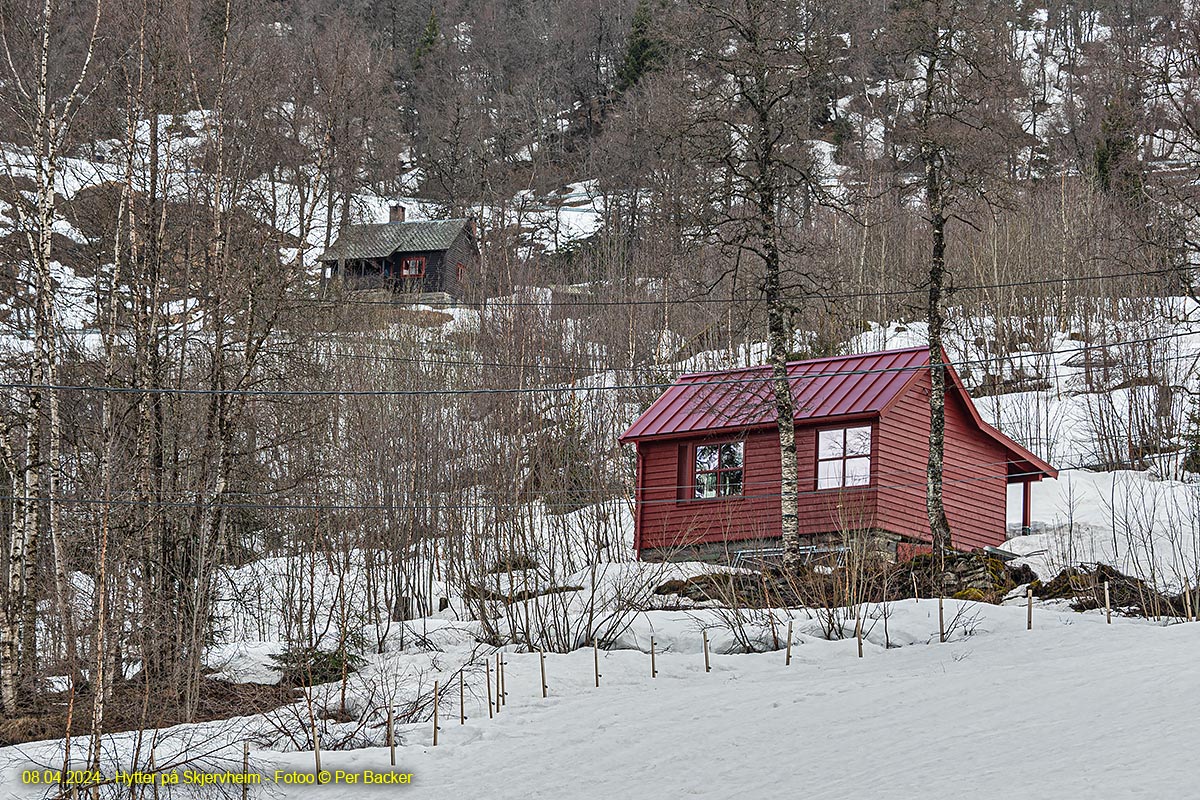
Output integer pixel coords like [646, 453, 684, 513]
[0, 678, 299, 747]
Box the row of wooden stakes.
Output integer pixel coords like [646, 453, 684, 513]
[60, 584, 1130, 800]
[344, 583, 1124, 773]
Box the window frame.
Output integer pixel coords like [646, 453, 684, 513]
[397, 255, 426, 278]
[814, 423, 874, 491]
[689, 439, 746, 501]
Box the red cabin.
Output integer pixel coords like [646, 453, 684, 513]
[619, 347, 1057, 562]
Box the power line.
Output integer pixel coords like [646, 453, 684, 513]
[314, 265, 1193, 310]
[9, 266, 1195, 381]
[86, 456, 1040, 504]
[0, 329, 1194, 397]
[307, 330, 1200, 378]
[7, 265, 1187, 327]
[2, 466, 1057, 514]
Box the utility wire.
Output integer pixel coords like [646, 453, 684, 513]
[306, 333, 1200, 377]
[313, 265, 1194, 309]
[0, 329, 1194, 397]
[9, 265, 1189, 323]
[4, 466, 1057, 514]
[85, 456, 1043, 503]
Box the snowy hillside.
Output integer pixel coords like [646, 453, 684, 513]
[4, 1, 1200, 797]
[272, 604, 1198, 800]
[5, 600, 1198, 799]
[3, 304, 1199, 797]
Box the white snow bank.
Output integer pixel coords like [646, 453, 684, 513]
[7, 600, 1193, 799]
[1005, 468, 1200, 589]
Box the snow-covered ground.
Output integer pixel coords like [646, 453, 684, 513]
[1008, 469, 1200, 590]
[5, 600, 1197, 799]
[330, 604, 1196, 800]
[4, 457, 1196, 798]
[2, 289, 1196, 797]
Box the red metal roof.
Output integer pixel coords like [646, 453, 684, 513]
[619, 346, 1057, 481]
[620, 347, 929, 441]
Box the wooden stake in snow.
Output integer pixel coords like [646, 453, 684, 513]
[460, 671, 465, 725]
[500, 656, 507, 707]
[593, 641, 601, 687]
[539, 649, 547, 698]
[1184, 584, 1194, 623]
[938, 597, 945, 643]
[1105, 580, 1112, 625]
[650, 637, 658, 678]
[912, 573, 919, 603]
[785, 620, 793, 666]
[432, 680, 439, 747]
[855, 613, 863, 658]
[387, 706, 395, 766]
[1027, 586, 1034, 630]
[494, 653, 502, 714]
[313, 728, 322, 779]
[486, 660, 494, 719]
[702, 630, 711, 673]
[242, 742, 249, 800]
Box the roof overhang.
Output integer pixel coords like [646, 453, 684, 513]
[618, 410, 880, 445]
[619, 348, 1059, 482]
[942, 361, 1059, 481]
[619, 347, 930, 442]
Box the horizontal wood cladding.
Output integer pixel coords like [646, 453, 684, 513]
[874, 369, 1008, 551]
[635, 425, 879, 552]
[632, 369, 1012, 554]
[437, 229, 477, 296]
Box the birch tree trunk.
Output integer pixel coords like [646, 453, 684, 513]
[918, 43, 953, 565]
[0, 435, 23, 711]
[0, 0, 100, 712]
[924, 145, 953, 563]
[757, 132, 801, 569]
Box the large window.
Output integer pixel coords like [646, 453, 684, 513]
[817, 426, 872, 489]
[693, 441, 744, 499]
[398, 255, 426, 277]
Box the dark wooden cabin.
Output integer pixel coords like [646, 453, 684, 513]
[318, 205, 478, 299]
[619, 347, 1058, 563]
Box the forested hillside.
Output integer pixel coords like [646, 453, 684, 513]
[1, 0, 1198, 780]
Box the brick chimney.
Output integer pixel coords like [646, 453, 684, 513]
[388, 202, 406, 223]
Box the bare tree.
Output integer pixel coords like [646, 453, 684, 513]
[0, 0, 102, 715]
[678, 0, 839, 569]
[880, 0, 1027, 561]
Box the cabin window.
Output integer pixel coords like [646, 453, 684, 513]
[456, 262, 466, 281]
[398, 256, 426, 277]
[816, 425, 872, 489]
[693, 441, 744, 499]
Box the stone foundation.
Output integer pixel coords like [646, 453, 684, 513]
[640, 530, 903, 567]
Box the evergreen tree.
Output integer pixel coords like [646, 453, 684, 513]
[616, 0, 664, 92]
[1183, 407, 1200, 475]
[413, 9, 439, 69]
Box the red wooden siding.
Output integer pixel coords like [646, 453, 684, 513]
[636, 424, 879, 552]
[873, 368, 1010, 551]
[625, 348, 1056, 557]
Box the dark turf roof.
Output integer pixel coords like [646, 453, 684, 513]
[317, 218, 471, 262]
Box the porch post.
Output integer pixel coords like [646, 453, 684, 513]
[1021, 479, 1032, 535]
